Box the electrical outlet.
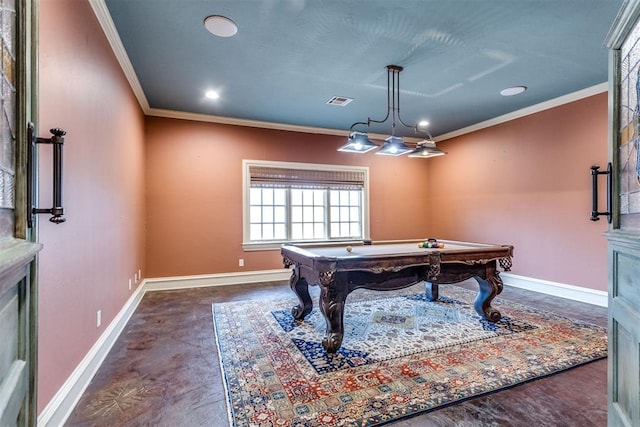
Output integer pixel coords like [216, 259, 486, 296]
[129, 278, 132, 290]
[239, 258, 244, 267]
[97, 310, 102, 328]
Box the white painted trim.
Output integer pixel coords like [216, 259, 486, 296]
[147, 107, 347, 136]
[89, 0, 608, 144]
[90, 0, 607, 143]
[37, 268, 605, 426]
[88, 0, 150, 112]
[36, 268, 291, 426]
[144, 269, 291, 291]
[37, 282, 148, 427]
[241, 159, 371, 246]
[501, 272, 608, 307]
[436, 82, 609, 141]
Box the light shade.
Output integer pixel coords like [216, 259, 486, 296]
[376, 136, 412, 156]
[337, 131, 379, 153]
[408, 140, 447, 158]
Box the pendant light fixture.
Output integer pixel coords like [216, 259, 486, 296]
[408, 136, 447, 158]
[338, 65, 445, 158]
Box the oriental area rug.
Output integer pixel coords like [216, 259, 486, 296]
[212, 285, 607, 427]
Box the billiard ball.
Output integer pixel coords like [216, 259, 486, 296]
[346, 245, 352, 252]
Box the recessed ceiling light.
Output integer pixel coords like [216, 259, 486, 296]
[204, 15, 238, 38]
[205, 90, 220, 100]
[418, 120, 430, 128]
[500, 86, 527, 96]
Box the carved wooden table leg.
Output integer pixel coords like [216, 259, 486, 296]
[473, 261, 503, 322]
[318, 271, 348, 353]
[425, 254, 441, 301]
[289, 266, 313, 320]
[425, 281, 439, 301]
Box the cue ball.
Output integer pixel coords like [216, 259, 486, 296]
[346, 245, 352, 252]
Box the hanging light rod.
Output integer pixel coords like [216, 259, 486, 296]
[337, 65, 446, 158]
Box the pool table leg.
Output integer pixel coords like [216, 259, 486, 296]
[473, 262, 503, 322]
[289, 266, 313, 320]
[424, 281, 439, 301]
[318, 272, 348, 353]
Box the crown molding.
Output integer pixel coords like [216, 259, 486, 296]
[146, 108, 349, 136]
[88, 0, 150, 112]
[89, 0, 607, 143]
[436, 82, 608, 141]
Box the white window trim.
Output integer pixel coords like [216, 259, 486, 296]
[242, 159, 371, 250]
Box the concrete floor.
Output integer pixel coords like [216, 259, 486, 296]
[65, 280, 607, 426]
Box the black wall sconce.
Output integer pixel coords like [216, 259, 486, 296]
[27, 123, 66, 225]
[590, 163, 612, 223]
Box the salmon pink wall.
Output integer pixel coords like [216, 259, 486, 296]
[429, 93, 608, 291]
[145, 117, 433, 277]
[38, 0, 146, 413]
[146, 93, 608, 291]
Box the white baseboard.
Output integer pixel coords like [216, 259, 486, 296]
[37, 268, 291, 427]
[37, 281, 148, 427]
[501, 272, 608, 307]
[37, 268, 605, 426]
[143, 268, 291, 291]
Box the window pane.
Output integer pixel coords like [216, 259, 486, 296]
[250, 188, 262, 205]
[250, 206, 262, 223]
[340, 206, 349, 220]
[340, 223, 349, 236]
[303, 223, 314, 238]
[263, 224, 274, 240]
[350, 191, 360, 205]
[350, 207, 360, 221]
[313, 190, 324, 205]
[350, 222, 361, 236]
[303, 207, 313, 220]
[250, 224, 262, 240]
[330, 190, 339, 204]
[274, 206, 286, 222]
[302, 189, 314, 205]
[273, 189, 286, 205]
[263, 188, 273, 205]
[292, 223, 303, 240]
[340, 191, 349, 205]
[314, 206, 324, 221]
[291, 206, 302, 222]
[274, 224, 286, 239]
[330, 206, 339, 220]
[262, 206, 273, 222]
[314, 223, 324, 238]
[291, 189, 302, 205]
[330, 223, 339, 237]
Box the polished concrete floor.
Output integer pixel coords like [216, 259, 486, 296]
[65, 280, 607, 426]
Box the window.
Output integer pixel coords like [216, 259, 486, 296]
[243, 160, 369, 248]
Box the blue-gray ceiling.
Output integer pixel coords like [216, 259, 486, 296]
[103, 0, 623, 138]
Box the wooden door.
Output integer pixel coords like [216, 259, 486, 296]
[0, 1, 40, 426]
[605, 1, 640, 425]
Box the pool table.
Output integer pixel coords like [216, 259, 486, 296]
[281, 239, 514, 353]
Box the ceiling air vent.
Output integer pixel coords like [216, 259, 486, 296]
[326, 96, 353, 106]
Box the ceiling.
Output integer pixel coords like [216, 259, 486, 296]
[101, 0, 623, 140]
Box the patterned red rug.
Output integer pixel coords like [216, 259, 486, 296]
[212, 285, 607, 427]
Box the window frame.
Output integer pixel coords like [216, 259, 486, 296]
[242, 159, 371, 251]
